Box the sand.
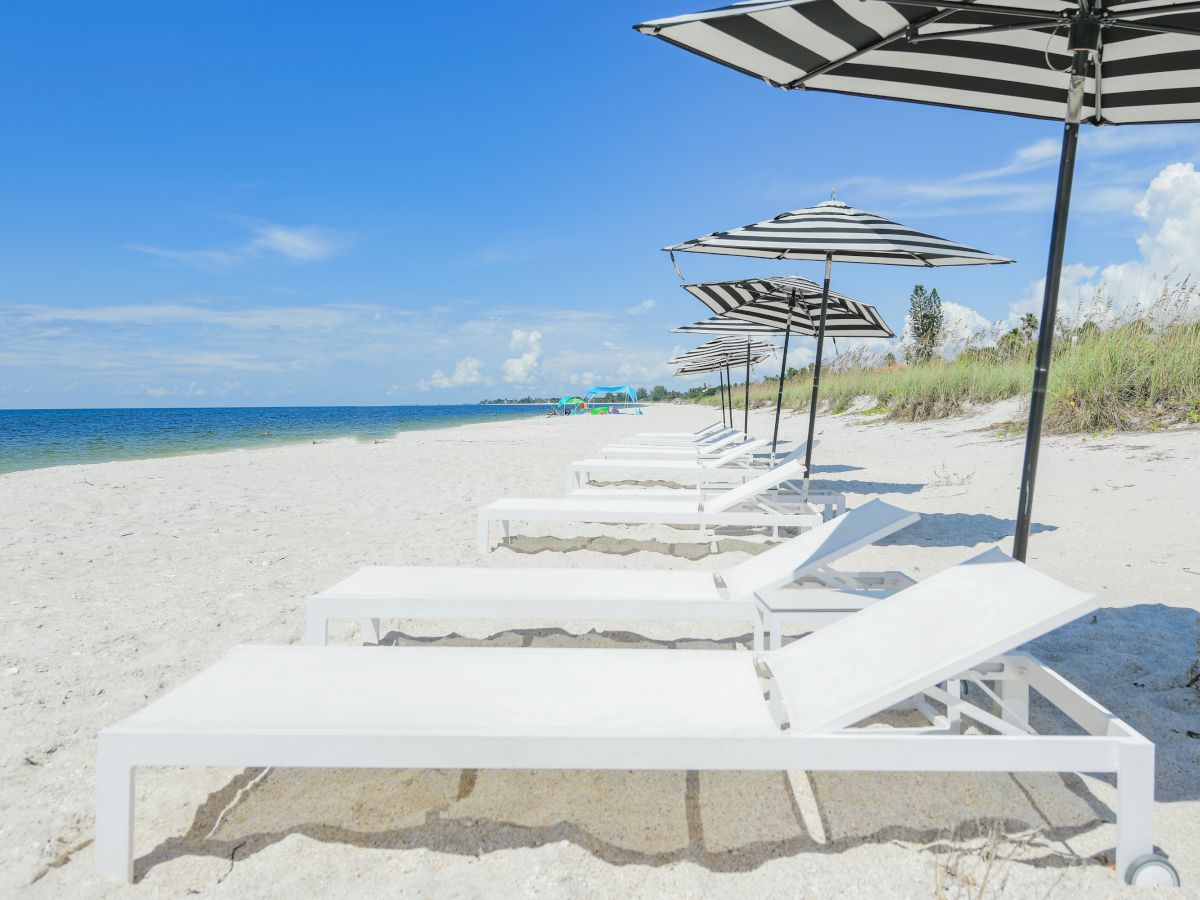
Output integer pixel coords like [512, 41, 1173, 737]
[1, 402, 1197, 897]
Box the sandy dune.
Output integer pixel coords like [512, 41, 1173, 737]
[2, 403, 1196, 896]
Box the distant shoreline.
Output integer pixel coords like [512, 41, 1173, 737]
[0, 404, 539, 476]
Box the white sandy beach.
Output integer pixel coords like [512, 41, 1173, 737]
[2, 403, 1197, 897]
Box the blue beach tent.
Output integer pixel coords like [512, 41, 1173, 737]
[583, 385, 643, 415]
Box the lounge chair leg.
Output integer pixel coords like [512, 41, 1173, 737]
[997, 668, 1030, 725]
[476, 515, 491, 554]
[946, 680, 963, 734]
[360, 618, 381, 645]
[1115, 741, 1156, 881]
[95, 739, 134, 883]
[501, 520, 511, 545]
[752, 615, 764, 653]
[303, 610, 327, 646]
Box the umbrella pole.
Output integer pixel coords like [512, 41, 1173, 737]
[725, 359, 734, 433]
[803, 254, 834, 500]
[744, 344, 751, 434]
[1013, 49, 1087, 563]
[718, 369, 727, 427]
[770, 295, 796, 459]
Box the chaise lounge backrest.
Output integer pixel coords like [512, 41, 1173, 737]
[775, 439, 817, 466]
[704, 438, 767, 468]
[765, 548, 1097, 734]
[721, 499, 919, 602]
[702, 457, 808, 513]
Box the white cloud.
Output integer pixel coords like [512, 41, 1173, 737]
[245, 223, 343, 262]
[18, 302, 356, 331]
[418, 357, 486, 391]
[133, 379, 241, 400]
[129, 220, 346, 270]
[936, 301, 994, 355]
[791, 126, 1200, 220]
[626, 299, 656, 316]
[501, 329, 542, 383]
[1008, 162, 1200, 326]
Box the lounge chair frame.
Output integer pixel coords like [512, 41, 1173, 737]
[94, 649, 1158, 885]
[480, 459, 825, 552]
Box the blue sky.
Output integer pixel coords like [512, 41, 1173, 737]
[2, 1, 1199, 408]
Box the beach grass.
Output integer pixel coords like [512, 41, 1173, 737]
[717, 319, 1200, 434]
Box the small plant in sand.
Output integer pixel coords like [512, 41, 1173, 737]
[931, 464, 975, 487]
[928, 822, 1017, 899]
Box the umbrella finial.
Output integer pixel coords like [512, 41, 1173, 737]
[830, 186, 837, 200]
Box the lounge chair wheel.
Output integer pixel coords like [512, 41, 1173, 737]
[1124, 854, 1180, 887]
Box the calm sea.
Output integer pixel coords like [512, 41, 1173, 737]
[0, 405, 541, 475]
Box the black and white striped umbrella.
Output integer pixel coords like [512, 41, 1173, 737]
[635, 0, 1200, 126]
[669, 335, 777, 366]
[680, 276, 894, 444]
[685, 276, 895, 337]
[672, 315, 783, 335]
[671, 323, 786, 431]
[675, 354, 773, 429]
[667, 202, 1010, 266]
[664, 200, 993, 477]
[637, 1, 1200, 564]
[671, 336, 776, 428]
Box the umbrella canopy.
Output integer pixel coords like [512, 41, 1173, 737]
[671, 323, 781, 428]
[675, 356, 768, 375]
[668, 335, 777, 366]
[636, 0, 1200, 565]
[681, 275, 894, 447]
[685, 276, 895, 337]
[671, 336, 776, 429]
[667, 200, 1011, 265]
[634, 0, 1200, 125]
[672, 315, 783, 335]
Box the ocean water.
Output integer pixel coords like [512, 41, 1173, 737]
[0, 405, 541, 475]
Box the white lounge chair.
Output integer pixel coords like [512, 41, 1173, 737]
[571, 437, 768, 488]
[630, 421, 723, 441]
[307, 499, 919, 650]
[613, 424, 737, 447]
[478, 458, 822, 553]
[567, 485, 845, 518]
[566, 438, 810, 492]
[600, 430, 752, 459]
[96, 549, 1176, 886]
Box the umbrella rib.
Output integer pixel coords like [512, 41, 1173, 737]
[1104, 17, 1200, 38]
[885, 0, 1070, 20]
[1111, 0, 1200, 17]
[906, 19, 1060, 42]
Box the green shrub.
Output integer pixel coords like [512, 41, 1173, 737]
[712, 318, 1200, 434]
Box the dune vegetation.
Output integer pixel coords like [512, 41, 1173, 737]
[697, 287, 1200, 435]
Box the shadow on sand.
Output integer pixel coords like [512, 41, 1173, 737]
[132, 611, 1200, 884]
[877, 513, 1057, 548]
[811, 479, 925, 496]
[496, 533, 776, 560]
[135, 768, 1105, 884]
